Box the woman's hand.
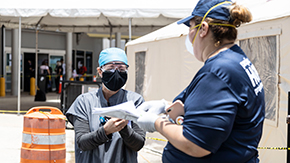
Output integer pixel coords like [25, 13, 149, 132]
[103, 118, 128, 135]
[137, 99, 170, 115]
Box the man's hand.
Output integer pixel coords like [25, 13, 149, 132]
[103, 118, 128, 135]
[137, 99, 170, 115]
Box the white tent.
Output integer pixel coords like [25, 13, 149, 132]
[0, 0, 195, 36]
[126, 21, 202, 100]
[125, 0, 290, 162]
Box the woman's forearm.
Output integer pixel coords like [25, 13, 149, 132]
[155, 117, 211, 157]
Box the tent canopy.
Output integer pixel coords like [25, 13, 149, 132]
[126, 0, 290, 43]
[0, 0, 196, 35]
[1, 0, 289, 35]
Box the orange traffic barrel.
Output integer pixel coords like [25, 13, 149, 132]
[20, 107, 66, 163]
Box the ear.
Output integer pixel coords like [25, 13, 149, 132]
[199, 22, 209, 38]
[97, 67, 103, 78]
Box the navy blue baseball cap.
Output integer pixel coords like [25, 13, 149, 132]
[177, 0, 233, 27]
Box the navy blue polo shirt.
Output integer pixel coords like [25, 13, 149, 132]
[162, 45, 265, 163]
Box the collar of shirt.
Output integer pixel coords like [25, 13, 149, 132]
[97, 86, 126, 107]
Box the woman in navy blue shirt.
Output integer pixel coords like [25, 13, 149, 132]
[136, 0, 265, 162]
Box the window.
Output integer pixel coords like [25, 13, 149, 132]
[135, 52, 146, 96]
[240, 36, 277, 122]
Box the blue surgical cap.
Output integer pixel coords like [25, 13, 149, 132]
[177, 0, 233, 27]
[98, 47, 128, 67]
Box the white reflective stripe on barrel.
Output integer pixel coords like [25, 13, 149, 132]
[22, 133, 66, 145]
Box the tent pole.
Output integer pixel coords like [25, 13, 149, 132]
[128, 18, 132, 42]
[35, 30, 38, 87]
[35, 18, 42, 88]
[17, 17, 21, 115]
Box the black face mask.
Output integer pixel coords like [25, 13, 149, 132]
[102, 70, 127, 91]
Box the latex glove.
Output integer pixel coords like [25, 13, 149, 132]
[137, 99, 169, 115]
[137, 111, 159, 132]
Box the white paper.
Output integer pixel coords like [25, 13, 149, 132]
[92, 101, 142, 122]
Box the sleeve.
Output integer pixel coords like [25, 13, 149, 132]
[74, 116, 112, 151]
[66, 94, 89, 125]
[173, 88, 187, 103]
[182, 73, 240, 153]
[118, 121, 146, 151]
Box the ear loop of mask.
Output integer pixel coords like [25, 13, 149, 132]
[191, 1, 234, 45]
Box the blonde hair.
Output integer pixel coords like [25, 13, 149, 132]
[193, 2, 252, 45]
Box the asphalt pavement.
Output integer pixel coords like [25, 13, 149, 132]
[0, 92, 167, 163]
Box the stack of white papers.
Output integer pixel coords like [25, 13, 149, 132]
[92, 101, 142, 122]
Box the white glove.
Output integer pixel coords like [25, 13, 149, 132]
[137, 111, 159, 133]
[137, 99, 169, 115]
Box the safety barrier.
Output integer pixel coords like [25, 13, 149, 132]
[60, 80, 101, 114]
[20, 106, 66, 163]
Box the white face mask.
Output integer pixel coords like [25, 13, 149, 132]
[185, 35, 194, 56]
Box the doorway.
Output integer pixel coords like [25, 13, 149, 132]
[50, 55, 63, 91]
[23, 53, 35, 92]
[23, 53, 49, 92]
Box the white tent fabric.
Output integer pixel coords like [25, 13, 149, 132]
[0, 0, 197, 34]
[1, 0, 197, 9]
[0, 8, 192, 18]
[127, 0, 290, 45]
[126, 21, 189, 46]
[238, 0, 290, 24]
